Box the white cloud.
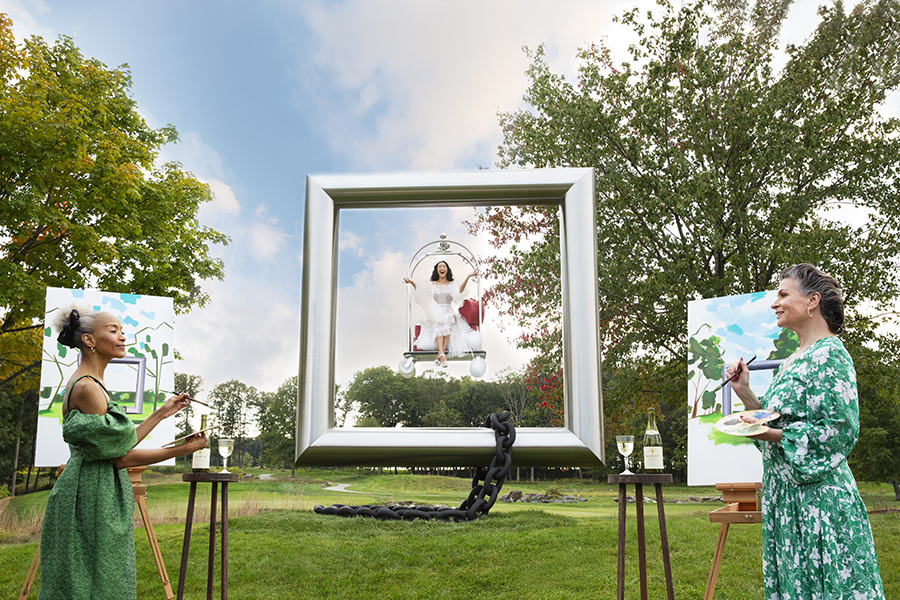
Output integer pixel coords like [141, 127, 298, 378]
[248, 222, 289, 261]
[339, 230, 365, 257]
[0, 0, 53, 42]
[206, 179, 242, 216]
[292, 0, 615, 170]
[175, 277, 300, 396]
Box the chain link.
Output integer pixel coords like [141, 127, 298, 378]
[314, 411, 516, 521]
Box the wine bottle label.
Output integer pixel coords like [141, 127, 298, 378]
[192, 413, 210, 471]
[644, 446, 664, 470]
[192, 447, 210, 471]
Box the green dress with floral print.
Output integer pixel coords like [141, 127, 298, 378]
[38, 375, 138, 600]
[759, 337, 884, 600]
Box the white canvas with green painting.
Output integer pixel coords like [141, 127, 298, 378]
[36, 287, 178, 467]
[687, 291, 798, 486]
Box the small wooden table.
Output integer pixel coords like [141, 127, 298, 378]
[177, 472, 240, 600]
[608, 474, 675, 600]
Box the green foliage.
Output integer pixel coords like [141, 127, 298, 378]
[342, 367, 533, 428]
[768, 328, 800, 360]
[0, 15, 228, 390]
[208, 380, 258, 467]
[254, 376, 298, 472]
[473, 0, 900, 380]
[0, 388, 37, 494]
[688, 324, 726, 417]
[847, 342, 900, 485]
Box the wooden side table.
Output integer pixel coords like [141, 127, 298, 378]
[177, 473, 240, 600]
[608, 474, 675, 600]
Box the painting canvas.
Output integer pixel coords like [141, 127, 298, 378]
[687, 291, 797, 486]
[36, 287, 177, 467]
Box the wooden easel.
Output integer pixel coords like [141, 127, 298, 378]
[20, 466, 174, 600]
[704, 482, 762, 600]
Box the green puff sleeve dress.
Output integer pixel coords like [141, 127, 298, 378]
[759, 337, 885, 600]
[38, 375, 139, 600]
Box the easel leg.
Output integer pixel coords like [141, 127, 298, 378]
[177, 482, 198, 600]
[655, 483, 675, 600]
[616, 483, 626, 600]
[136, 492, 175, 600]
[19, 543, 40, 600]
[704, 522, 730, 600]
[635, 483, 647, 600]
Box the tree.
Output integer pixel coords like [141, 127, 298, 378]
[494, 367, 533, 425]
[254, 376, 298, 475]
[0, 388, 38, 495]
[173, 373, 204, 468]
[344, 366, 417, 428]
[209, 380, 258, 468]
[472, 0, 900, 372]
[0, 15, 228, 391]
[847, 342, 900, 499]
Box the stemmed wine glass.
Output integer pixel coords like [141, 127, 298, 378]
[218, 438, 234, 473]
[616, 435, 634, 475]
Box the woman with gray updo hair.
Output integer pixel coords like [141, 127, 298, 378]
[725, 264, 884, 599]
[779, 263, 845, 334]
[39, 304, 207, 600]
[53, 302, 103, 351]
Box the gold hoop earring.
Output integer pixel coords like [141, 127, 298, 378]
[89, 346, 96, 354]
[807, 307, 813, 318]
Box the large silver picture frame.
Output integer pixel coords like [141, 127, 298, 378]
[297, 169, 604, 467]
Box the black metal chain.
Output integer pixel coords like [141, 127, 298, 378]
[314, 411, 516, 522]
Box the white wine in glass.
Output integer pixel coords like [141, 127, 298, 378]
[218, 438, 234, 473]
[616, 435, 634, 475]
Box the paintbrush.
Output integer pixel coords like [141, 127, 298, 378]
[711, 355, 757, 392]
[184, 396, 209, 407]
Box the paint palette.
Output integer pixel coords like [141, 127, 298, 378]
[715, 410, 779, 437]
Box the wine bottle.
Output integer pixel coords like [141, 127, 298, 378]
[642, 407, 664, 473]
[192, 413, 210, 473]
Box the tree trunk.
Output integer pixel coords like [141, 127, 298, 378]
[893, 480, 899, 501]
[9, 433, 20, 497]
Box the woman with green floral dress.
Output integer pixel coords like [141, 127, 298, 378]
[39, 306, 207, 600]
[727, 264, 884, 600]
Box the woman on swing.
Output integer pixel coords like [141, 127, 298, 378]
[403, 260, 480, 367]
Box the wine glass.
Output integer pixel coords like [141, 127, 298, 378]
[218, 438, 234, 473]
[616, 435, 634, 475]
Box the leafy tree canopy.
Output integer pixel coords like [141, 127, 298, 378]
[0, 15, 228, 388]
[471, 0, 900, 368]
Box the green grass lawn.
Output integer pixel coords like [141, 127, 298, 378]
[1, 470, 897, 599]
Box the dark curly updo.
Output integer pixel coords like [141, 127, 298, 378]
[53, 304, 102, 351]
[780, 263, 844, 335]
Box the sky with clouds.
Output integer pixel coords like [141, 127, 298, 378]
[3, 0, 897, 399]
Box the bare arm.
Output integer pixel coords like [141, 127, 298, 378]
[459, 270, 478, 293]
[112, 433, 208, 469]
[133, 393, 191, 444]
[402, 277, 417, 290]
